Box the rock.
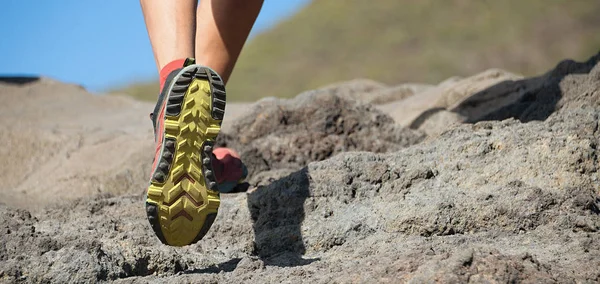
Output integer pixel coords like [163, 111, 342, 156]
[377, 69, 524, 129]
[296, 78, 435, 105]
[409, 109, 465, 137]
[368, 83, 434, 105]
[1, 53, 599, 282]
[217, 89, 425, 178]
[316, 79, 389, 100]
[0, 79, 155, 210]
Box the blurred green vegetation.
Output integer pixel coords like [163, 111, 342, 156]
[112, 0, 600, 102]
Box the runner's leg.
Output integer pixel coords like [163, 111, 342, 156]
[140, 0, 197, 72]
[194, 0, 264, 84]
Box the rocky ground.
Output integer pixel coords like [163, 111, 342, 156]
[0, 53, 599, 283]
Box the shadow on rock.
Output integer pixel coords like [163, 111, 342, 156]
[246, 167, 319, 267]
[262, 251, 319, 268]
[410, 52, 600, 129]
[466, 53, 600, 123]
[185, 258, 242, 274]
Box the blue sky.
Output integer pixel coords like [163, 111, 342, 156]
[0, 0, 309, 93]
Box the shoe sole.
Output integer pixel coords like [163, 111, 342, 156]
[145, 65, 226, 247]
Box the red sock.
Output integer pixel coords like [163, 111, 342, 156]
[159, 59, 187, 91]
